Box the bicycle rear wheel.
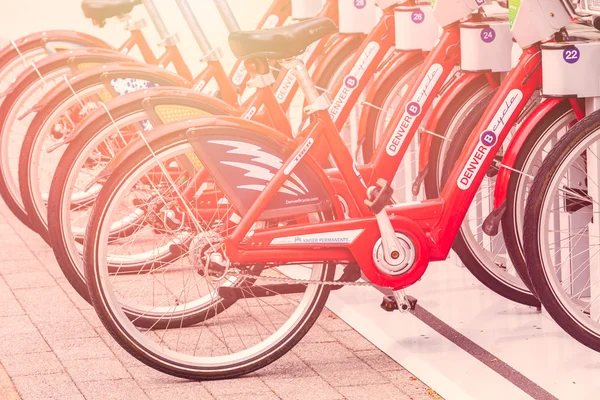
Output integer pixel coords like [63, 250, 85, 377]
[0, 50, 130, 226]
[84, 130, 337, 379]
[19, 65, 184, 241]
[47, 89, 228, 302]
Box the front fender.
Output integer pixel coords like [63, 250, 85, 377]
[357, 50, 424, 148]
[493, 98, 568, 208]
[418, 72, 484, 170]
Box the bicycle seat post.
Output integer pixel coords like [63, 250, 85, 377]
[281, 58, 330, 113]
[176, 0, 221, 61]
[213, 0, 242, 33]
[142, 0, 178, 46]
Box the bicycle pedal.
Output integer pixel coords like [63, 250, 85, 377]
[392, 290, 418, 313]
[380, 295, 398, 312]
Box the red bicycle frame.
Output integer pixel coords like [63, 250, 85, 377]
[205, 22, 548, 292]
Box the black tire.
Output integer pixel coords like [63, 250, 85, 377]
[441, 89, 539, 307]
[19, 68, 183, 242]
[361, 54, 424, 163]
[502, 100, 575, 295]
[84, 132, 336, 379]
[0, 51, 130, 228]
[524, 109, 600, 351]
[47, 91, 229, 303]
[423, 75, 493, 199]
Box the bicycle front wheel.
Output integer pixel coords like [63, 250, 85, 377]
[525, 109, 600, 351]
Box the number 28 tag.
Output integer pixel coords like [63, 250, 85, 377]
[563, 47, 580, 64]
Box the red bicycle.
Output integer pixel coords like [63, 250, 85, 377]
[40, 1, 419, 303]
[80, 0, 567, 379]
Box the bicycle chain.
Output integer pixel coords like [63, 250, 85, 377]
[224, 269, 376, 288]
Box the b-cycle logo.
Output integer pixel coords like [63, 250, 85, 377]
[329, 42, 380, 122]
[386, 63, 443, 157]
[232, 15, 280, 86]
[344, 76, 358, 89]
[457, 89, 523, 190]
[475, 0, 485, 5]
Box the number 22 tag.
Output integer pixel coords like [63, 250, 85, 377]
[563, 47, 580, 64]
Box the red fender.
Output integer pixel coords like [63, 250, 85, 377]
[32, 62, 192, 113]
[101, 115, 346, 220]
[418, 72, 484, 171]
[492, 98, 567, 209]
[356, 50, 424, 150]
[309, 33, 365, 90]
[0, 30, 112, 63]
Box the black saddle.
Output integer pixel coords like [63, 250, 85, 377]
[228, 18, 337, 60]
[81, 0, 142, 22]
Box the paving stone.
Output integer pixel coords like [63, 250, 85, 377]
[0, 361, 21, 400]
[353, 349, 403, 372]
[382, 370, 437, 400]
[0, 315, 37, 336]
[62, 357, 130, 382]
[310, 359, 388, 387]
[337, 383, 412, 400]
[215, 391, 280, 400]
[55, 279, 93, 311]
[299, 324, 336, 344]
[0, 246, 35, 262]
[291, 342, 356, 365]
[48, 337, 114, 361]
[145, 382, 214, 400]
[80, 309, 104, 329]
[203, 376, 271, 396]
[0, 258, 45, 275]
[0, 297, 25, 317]
[251, 352, 316, 379]
[331, 329, 376, 351]
[77, 378, 149, 400]
[0, 331, 50, 356]
[33, 314, 97, 341]
[264, 376, 343, 400]
[12, 372, 84, 400]
[2, 270, 57, 290]
[0, 351, 63, 377]
[315, 312, 352, 332]
[12, 287, 77, 318]
[127, 365, 190, 387]
[96, 330, 145, 368]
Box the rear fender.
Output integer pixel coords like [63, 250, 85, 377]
[109, 116, 343, 219]
[33, 62, 190, 113]
[0, 30, 112, 63]
[90, 92, 234, 178]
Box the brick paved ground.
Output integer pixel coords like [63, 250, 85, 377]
[0, 200, 440, 400]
